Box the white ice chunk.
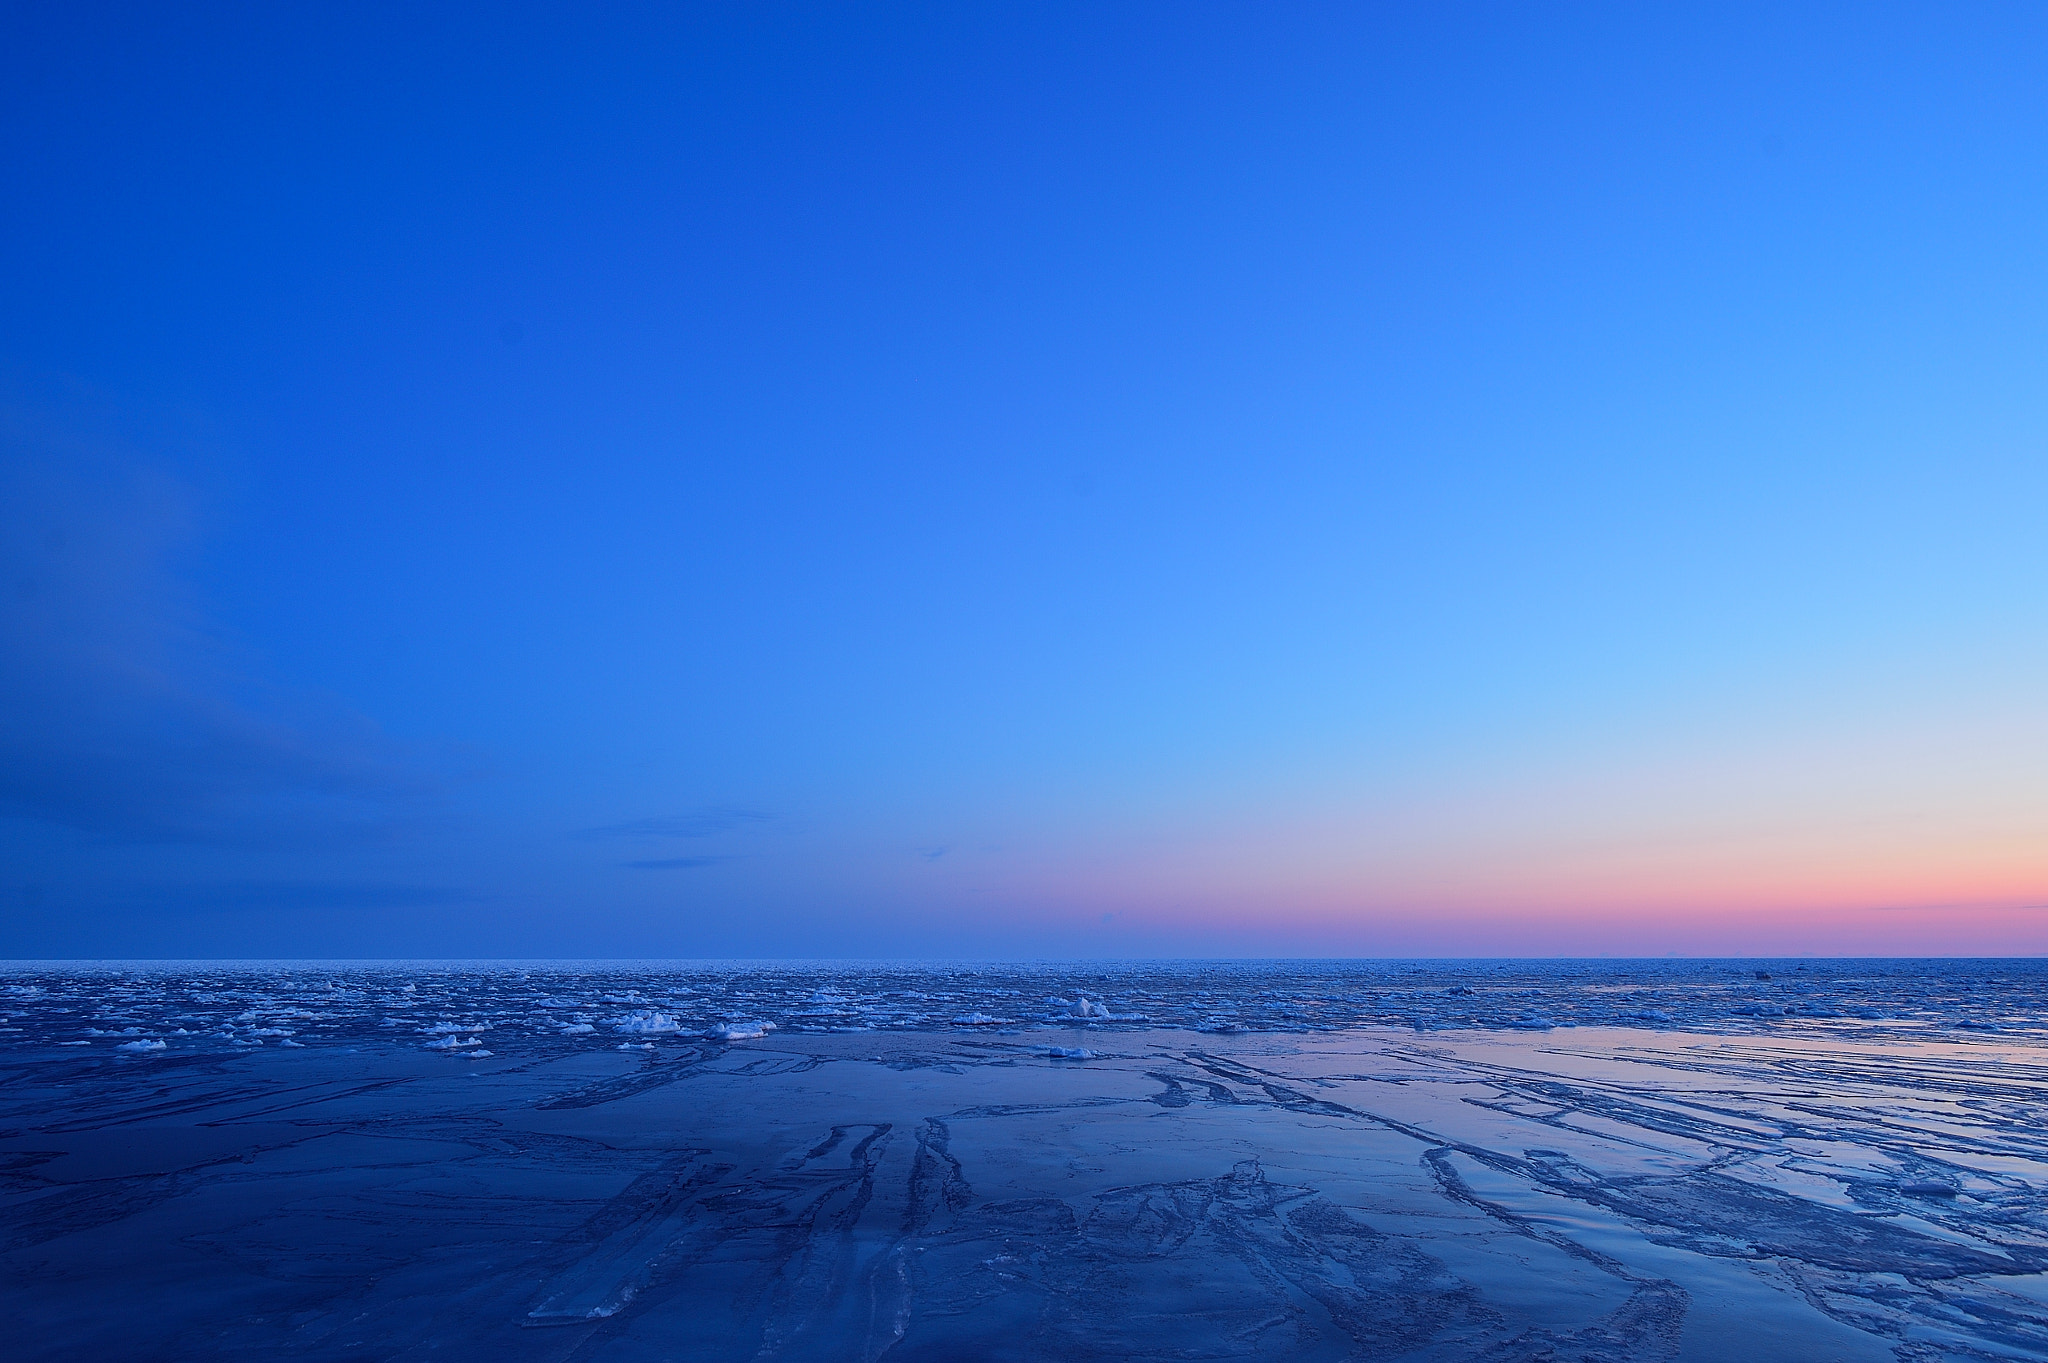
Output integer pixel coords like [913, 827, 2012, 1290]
[610, 1009, 685, 1035]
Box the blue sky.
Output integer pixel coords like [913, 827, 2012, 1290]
[5, 4, 2048, 957]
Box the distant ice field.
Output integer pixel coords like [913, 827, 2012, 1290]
[7, 961, 2048, 1360]
[2, 958, 2045, 1056]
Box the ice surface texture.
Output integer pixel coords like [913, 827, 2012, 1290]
[5, 958, 2048, 1055]
[4, 962, 2048, 1360]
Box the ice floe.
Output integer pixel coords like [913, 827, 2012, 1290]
[610, 1010, 685, 1035]
[8, 958, 2048, 1058]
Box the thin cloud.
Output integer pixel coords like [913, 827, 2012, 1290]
[578, 808, 771, 841]
[1868, 902, 2048, 913]
[624, 855, 736, 871]
[146, 881, 475, 911]
[0, 437, 436, 846]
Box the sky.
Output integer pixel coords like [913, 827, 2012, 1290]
[4, 3, 2047, 958]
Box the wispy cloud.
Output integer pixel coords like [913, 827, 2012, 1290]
[624, 855, 736, 871]
[141, 881, 475, 910]
[1868, 902, 2048, 913]
[0, 432, 435, 846]
[578, 808, 771, 841]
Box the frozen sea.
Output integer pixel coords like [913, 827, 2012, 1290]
[5, 960, 2048, 1361]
